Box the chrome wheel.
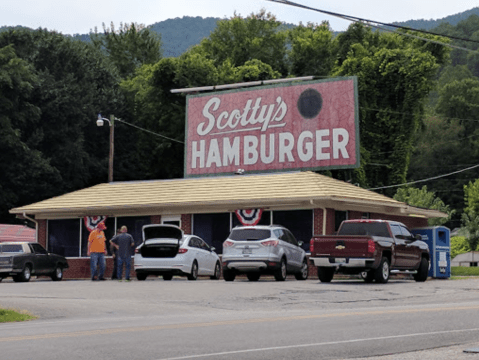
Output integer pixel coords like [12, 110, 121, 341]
[187, 261, 198, 280]
[374, 257, 390, 284]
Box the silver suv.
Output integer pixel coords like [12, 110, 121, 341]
[221, 225, 309, 281]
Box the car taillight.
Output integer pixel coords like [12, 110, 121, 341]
[261, 240, 279, 247]
[368, 239, 375, 253]
[178, 248, 188, 254]
[310, 240, 314, 253]
[223, 240, 234, 248]
[135, 248, 139, 253]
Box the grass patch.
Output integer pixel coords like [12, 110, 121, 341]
[451, 266, 479, 277]
[0, 308, 36, 323]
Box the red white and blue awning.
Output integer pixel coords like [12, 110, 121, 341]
[235, 209, 263, 226]
[83, 216, 108, 232]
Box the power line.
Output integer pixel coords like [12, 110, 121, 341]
[367, 164, 479, 191]
[116, 118, 184, 144]
[268, 0, 479, 51]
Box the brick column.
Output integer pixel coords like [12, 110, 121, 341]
[37, 219, 47, 247]
[181, 214, 192, 233]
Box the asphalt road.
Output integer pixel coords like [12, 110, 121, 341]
[1, 275, 479, 360]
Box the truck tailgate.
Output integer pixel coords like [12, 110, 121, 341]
[310, 235, 374, 258]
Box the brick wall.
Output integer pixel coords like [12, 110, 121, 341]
[150, 215, 161, 224]
[37, 220, 47, 247]
[181, 214, 192, 233]
[313, 208, 335, 236]
[63, 257, 135, 280]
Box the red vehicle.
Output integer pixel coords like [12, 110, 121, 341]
[309, 219, 430, 283]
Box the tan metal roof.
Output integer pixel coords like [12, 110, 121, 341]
[10, 171, 447, 219]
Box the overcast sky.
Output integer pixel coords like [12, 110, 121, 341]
[1, 0, 476, 35]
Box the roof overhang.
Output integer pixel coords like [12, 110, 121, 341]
[10, 172, 448, 220]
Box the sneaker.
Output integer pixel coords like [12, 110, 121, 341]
[91, 277, 97, 281]
[99, 277, 106, 281]
[125, 279, 131, 282]
[118, 279, 123, 282]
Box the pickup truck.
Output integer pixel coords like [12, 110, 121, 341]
[0, 242, 69, 282]
[309, 219, 430, 283]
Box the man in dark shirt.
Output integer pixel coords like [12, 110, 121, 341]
[111, 226, 135, 281]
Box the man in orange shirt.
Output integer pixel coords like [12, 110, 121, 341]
[88, 222, 108, 280]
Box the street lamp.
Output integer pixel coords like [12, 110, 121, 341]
[97, 114, 115, 183]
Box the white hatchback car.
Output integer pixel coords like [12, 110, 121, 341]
[134, 224, 221, 281]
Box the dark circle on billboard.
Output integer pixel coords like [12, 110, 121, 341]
[297, 89, 323, 119]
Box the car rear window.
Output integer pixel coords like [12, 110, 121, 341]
[0, 244, 24, 253]
[338, 223, 391, 238]
[229, 229, 271, 241]
[144, 227, 182, 241]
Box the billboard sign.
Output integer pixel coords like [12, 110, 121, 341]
[185, 77, 359, 177]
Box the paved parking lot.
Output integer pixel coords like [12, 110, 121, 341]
[1, 276, 479, 359]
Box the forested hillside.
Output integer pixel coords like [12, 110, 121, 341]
[149, 16, 220, 57]
[2, 8, 478, 57]
[393, 7, 479, 30]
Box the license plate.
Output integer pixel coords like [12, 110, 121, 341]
[242, 248, 252, 254]
[335, 258, 347, 263]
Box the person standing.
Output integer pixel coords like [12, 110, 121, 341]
[109, 229, 120, 280]
[111, 226, 135, 281]
[87, 222, 108, 281]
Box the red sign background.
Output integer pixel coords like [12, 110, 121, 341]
[185, 77, 359, 177]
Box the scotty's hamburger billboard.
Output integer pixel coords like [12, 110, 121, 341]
[185, 77, 359, 177]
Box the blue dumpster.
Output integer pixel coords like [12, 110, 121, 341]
[411, 226, 450, 278]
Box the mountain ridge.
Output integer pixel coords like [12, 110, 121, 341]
[1, 7, 478, 57]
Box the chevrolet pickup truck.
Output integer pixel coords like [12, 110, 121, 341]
[309, 219, 430, 283]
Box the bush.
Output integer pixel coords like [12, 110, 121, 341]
[451, 236, 471, 259]
[451, 266, 479, 276]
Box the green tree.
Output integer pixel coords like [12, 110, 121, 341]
[408, 114, 468, 229]
[450, 236, 471, 259]
[334, 23, 449, 192]
[196, 10, 288, 75]
[287, 21, 334, 77]
[462, 179, 479, 252]
[91, 22, 162, 79]
[393, 186, 453, 225]
[0, 28, 125, 222]
[437, 78, 479, 137]
[0, 44, 61, 222]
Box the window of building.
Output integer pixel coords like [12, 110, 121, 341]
[116, 216, 151, 256]
[81, 217, 116, 257]
[273, 210, 312, 251]
[48, 219, 81, 257]
[335, 211, 348, 232]
[193, 213, 231, 254]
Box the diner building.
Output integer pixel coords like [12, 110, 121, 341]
[10, 171, 447, 279]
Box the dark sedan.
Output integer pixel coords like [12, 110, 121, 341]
[0, 242, 69, 282]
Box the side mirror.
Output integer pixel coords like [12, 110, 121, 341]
[298, 241, 304, 247]
[415, 234, 422, 241]
[211, 247, 216, 252]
